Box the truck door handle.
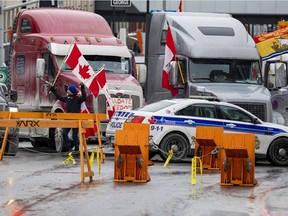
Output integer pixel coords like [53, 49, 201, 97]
[184, 120, 195, 124]
[225, 123, 236, 128]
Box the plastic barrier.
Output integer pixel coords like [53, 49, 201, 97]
[220, 133, 256, 186]
[191, 156, 203, 185]
[114, 123, 150, 182]
[0, 111, 106, 183]
[194, 126, 223, 169]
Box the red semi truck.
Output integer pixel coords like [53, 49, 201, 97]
[7, 8, 146, 152]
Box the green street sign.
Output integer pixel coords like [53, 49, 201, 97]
[0, 67, 8, 84]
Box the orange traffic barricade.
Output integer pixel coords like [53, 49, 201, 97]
[194, 126, 223, 169]
[220, 133, 256, 186]
[114, 123, 150, 183]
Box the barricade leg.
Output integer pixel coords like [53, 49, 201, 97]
[79, 120, 94, 183]
[0, 112, 12, 161]
[96, 114, 106, 163]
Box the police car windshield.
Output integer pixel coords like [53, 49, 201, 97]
[137, 101, 175, 112]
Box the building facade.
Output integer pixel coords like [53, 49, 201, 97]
[95, 0, 288, 38]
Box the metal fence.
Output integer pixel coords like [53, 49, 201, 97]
[3, 0, 39, 44]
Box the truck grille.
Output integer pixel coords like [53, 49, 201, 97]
[230, 102, 267, 122]
[97, 94, 140, 113]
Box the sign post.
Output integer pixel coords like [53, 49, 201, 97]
[110, 0, 131, 34]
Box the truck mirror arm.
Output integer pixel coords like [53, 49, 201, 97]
[39, 78, 53, 87]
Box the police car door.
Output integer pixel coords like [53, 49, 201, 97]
[174, 103, 224, 148]
[218, 104, 262, 135]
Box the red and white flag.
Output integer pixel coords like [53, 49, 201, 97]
[162, 24, 179, 96]
[65, 43, 115, 119]
[178, 0, 183, 12]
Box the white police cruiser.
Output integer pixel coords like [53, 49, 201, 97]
[106, 99, 288, 166]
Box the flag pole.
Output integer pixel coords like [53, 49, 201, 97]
[52, 41, 75, 86]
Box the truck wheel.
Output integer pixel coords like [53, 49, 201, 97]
[54, 128, 64, 153]
[268, 138, 288, 166]
[0, 135, 19, 156]
[159, 133, 189, 162]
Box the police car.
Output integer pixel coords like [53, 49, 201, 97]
[106, 99, 288, 166]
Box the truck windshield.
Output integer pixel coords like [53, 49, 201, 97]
[189, 59, 262, 85]
[56, 55, 130, 74]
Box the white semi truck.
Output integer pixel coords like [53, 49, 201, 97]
[144, 12, 282, 125]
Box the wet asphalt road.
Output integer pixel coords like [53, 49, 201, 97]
[1, 142, 288, 216]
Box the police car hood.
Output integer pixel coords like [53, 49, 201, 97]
[195, 83, 271, 102]
[261, 121, 288, 132]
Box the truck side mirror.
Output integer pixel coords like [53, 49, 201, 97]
[36, 58, 45, 78]
[137, 64, 147, 86]
[169, 61, 178, 86]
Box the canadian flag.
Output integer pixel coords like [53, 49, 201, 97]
[162, 23, 179, 96]
[65, 43, 115, 119]
[178, 0, 183, 12]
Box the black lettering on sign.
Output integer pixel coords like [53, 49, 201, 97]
[16, 120, 40, 127]
[45, 113, 57, 118]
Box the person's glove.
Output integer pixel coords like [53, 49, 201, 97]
[50, 86, 56, 93]
[79, 82, 85, 90]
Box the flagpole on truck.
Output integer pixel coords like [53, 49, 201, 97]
[52, 41, 75, 86]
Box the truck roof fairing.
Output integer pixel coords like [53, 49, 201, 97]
[161, 12, 260, 60]
[18, 8, 113, 36]
[48, 43, 131, 58]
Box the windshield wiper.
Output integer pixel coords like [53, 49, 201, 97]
[105, 69, 114, 73]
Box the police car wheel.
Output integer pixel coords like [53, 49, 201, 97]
[268, 138, 288, 166]
[159, 133, 189, 162]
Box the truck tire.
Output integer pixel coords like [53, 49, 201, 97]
[268, 138, 288, 166]
[159, 133, 189, 162]
[0, 134, 19, 156]
[54, 128, 65, 153]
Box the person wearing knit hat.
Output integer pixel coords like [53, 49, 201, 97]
[68, 85, 77, 95]
[50, 83, 86, 154]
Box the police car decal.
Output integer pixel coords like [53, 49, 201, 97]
[151, 115, 286, 135]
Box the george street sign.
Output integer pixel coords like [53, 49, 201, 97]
[111, 0, 131, 7]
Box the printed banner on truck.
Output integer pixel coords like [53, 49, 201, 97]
[254, 27, 288, 60]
